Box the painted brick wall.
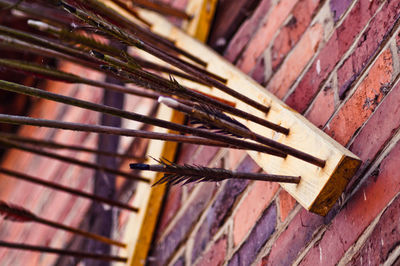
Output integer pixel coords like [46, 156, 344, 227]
[149, 0, 400, 265]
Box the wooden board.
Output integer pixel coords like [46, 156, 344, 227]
[141, 11, 361, 216]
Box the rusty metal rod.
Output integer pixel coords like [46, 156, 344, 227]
[0, 167, 139, 212]
[0, 138, 150, 183]
[0, 241, 127, 262]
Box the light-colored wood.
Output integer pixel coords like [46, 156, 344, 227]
[140, 11, 361, 216]
[99, 1, 218, 265]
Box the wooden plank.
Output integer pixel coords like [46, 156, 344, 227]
[140, 11, 361, 216]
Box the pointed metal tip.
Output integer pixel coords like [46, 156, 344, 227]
[90, 50, 105, 60]
[130, 163, 150, 170]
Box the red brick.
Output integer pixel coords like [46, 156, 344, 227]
[350, 192, 400, 265]
[195, 236, 227, 266]
[263, 209, 324, 266]
[306, 83, 336, 129]
[224, 0, 272, 63]
[285, 0, 381, 113]
[326, 49, 393, 146]
[278, 190, 297, 221]
[233, 180, 279, 246]
[300, 140, 400, 266]
[229, 204, 277, 266]
[350, 80, 400, 165]
[271, 0, 321, 71]
[156, 185, 183, 240]
[337, 0, 400, 97]
[329, 0, 353, 22]
[237, 0, 298, 73]
[150, 182, 217, 265]
[268, 23, 323, 99]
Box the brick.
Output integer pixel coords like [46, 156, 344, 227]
[278, 190, 297, 221]
[173, 256, 185, 266]
[271, 0, 321, 71]
[251, 55, 268, 85]
[150, 182, 217, 266]
[237, 0, 298, 73]
[329, 0, 352, 22]
[263, 209, 324, 266]
[233, 180, 279, 246]
[285, 0, 381, 113]
[306, 82, 336, 129]
[350, 81, 400, 166]
[267, 23, 323, 99]
[326, 49, 393, 146]
[224, 0, 272, 63]
[228, 204, 277, 266]
[156, 185, 183, 240]
[191, 156, 258, 262]
[300, 140, 400, 266]
[195, 236, 227, 266]
[350, 193, 400, 265]
[337, 0, 400, 97]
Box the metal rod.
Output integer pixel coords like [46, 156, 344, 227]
[0, 114, 259, 151]
[130, 163, 301, 184]
[0, 138, 150, 183]
[62, 3, 270, 113]
[0, 201, 127, 248]
[0, 241, 127, 262]
[127, 0, 192, 20]
[0, 132, 143, 160]
[0, 80, 286, 157]
[159, 97, 325, 167]
[0, 167, 139, 212]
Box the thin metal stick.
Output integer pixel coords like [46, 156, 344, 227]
[109, 0, 152, 26]
[0, 201, 127, 248]
[127, 0, 192, 20]
[0, 138, 150, 183]
[0, 114, 260, 151]
[95, 52, 283, 131]
[0, 80, 286, 158]
[0, 58, 160, 100]
[130, 162, 301, 184]
[159, 97, 325, 167]
[0, 241, 127, 262]
[62, 3, 270, 113]
[0, 132, 143, 160]
[0, 167, 139, 212]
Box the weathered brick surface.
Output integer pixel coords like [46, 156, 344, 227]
[228, 204, 277, 266]
[150, 182, 217, 266]
[233, 180, 279, 246]
[278, 190, 297, 221]
[337, 0, 400, 98]
[191, 156, 258, 262]
[224, 0, 272, 63]
[326, 49, 393, 145]
[300, 140, 400, 265]
[329, 0, 353, 22]
[306, 81, 336, 129]
[350, 80, 400, 166]
[195, 236, 227, 266]
[271, 0, 321, 71]
[285, 0, 381, 112]
[350, 192, 400, 265]
[237, 0, 298, 73]
[262, 209, 324, 266]
[267, 23, 323, 99]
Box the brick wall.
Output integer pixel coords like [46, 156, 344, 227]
[149, 0, 400, 265]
